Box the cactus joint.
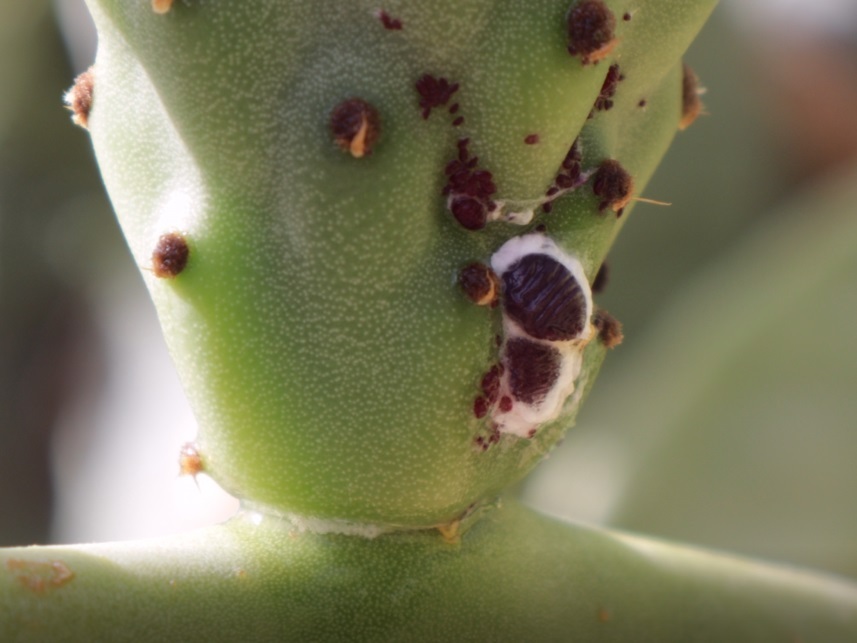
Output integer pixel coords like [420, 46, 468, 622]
[566, 0, 617, 65]
[64, 67, 94, 129]
[152, 232, 190, 278]
[330, 98, 380, 158]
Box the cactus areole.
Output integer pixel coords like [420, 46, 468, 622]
[78, 0, 716, 531]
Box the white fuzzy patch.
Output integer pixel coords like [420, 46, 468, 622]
[488, 234, 593, 438]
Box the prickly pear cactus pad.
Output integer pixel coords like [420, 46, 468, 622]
[80, 0, 715, 529]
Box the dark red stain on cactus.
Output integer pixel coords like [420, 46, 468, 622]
[498, 395, 514, 413]
[458, 263, 500, 306]
[680, 64, 703, 130]
[473, 396, 489, 419]
[330, 98, 380, 158]
[481, 365, 503, 403]
[592, 261, 610, 294]
[452, 116, 465, 127]
[449, 103, 460, 115]
[377, 10, 403, 30]
[444, 138, 497, 230]
[505, 338, 561, 405]
[590, 64, 624, 116]
[562, 140, 582, 172]
[449, 196, 487, 230]
[638, 98, 647, 108]
[416, 74, 459, 119]
[502, 254, 588, 341]
[152, 232, 190, 278]
[543, 139, 583, 213]
[524, 134, 540, 145]
[474, 425, 501, 450]
[566, 0, 617, 65]
[622, 12, 632, 21]
[66, 67, 94, 129]
[593, 308, 624, 348]
[592, 159, 633, 215]
[178, 442, 204, 478]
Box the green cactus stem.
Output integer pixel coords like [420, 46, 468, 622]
[80, 0, 715, 529]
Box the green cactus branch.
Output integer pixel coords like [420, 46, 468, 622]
[3, 501, 857, 641]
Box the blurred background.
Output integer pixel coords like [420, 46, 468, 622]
[1, 0, 856, 579]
